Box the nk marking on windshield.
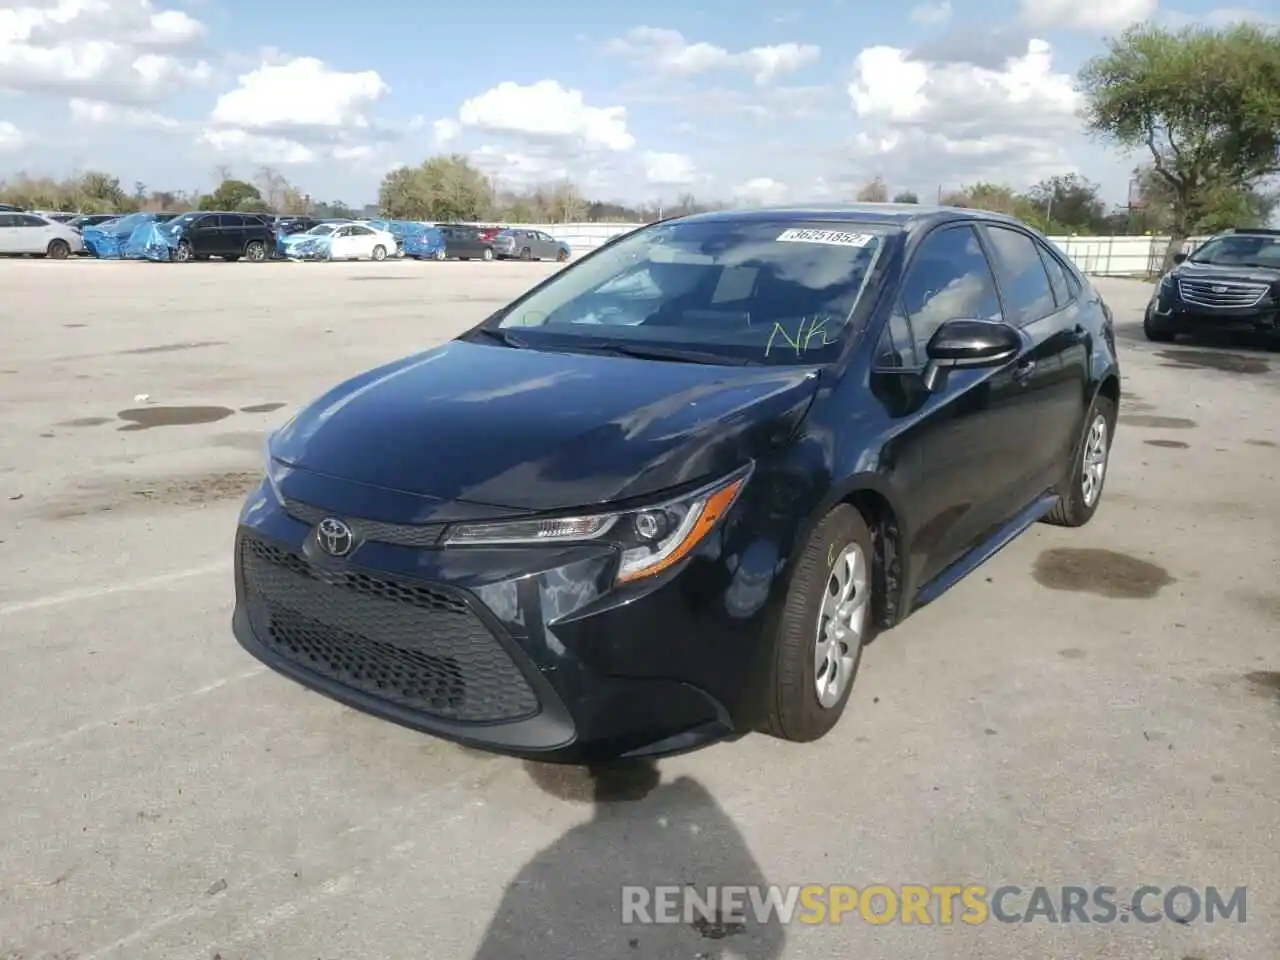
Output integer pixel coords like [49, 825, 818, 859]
[620, 884, 1248, 926]
[775, 228, 876, 247]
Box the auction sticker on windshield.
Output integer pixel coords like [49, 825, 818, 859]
[776, 229, 876, 247]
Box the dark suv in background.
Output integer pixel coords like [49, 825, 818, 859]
[1145, 227, 1280, 342]
[167, 211, 276, 262]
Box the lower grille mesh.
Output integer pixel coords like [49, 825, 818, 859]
[240, 536, 538, 723]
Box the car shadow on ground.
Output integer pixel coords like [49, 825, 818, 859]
[470, 761, 787, 959]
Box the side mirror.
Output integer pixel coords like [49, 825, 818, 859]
[1172, 252, 1187, 264]
[921, 319, 1022, 392]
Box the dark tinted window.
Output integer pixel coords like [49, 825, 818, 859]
[983, 226, 1057, 325]
[0, 214, 18, 227]
[1037, 242, 1071, 307]
[900, 224, 1002, 356]
[17, 215, 46, 227]
[874, 299, 916, 368]
[219, 215, 245, 228]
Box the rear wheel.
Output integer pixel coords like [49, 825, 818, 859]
[520, 247, 532, 260]
[434, 248, 447, 261]
[481, 247, 494, 261]
[244, 240, 267, 262]
[556, 248, 569, 262]
[371, 244, 387, 261]
[1043, 394, 1115, 528]
[1143, 303, 1176, 343]
[761, 505, 876, 743]
[46, 239, 70, 260]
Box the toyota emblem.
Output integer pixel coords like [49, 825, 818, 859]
[317, 517, 355, 557]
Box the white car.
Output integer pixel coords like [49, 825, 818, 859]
[327, 223, 398, 261]
[0, 212, 85, 259]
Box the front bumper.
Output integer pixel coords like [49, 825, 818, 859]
[231, 472, 780, 763]
[1150, 285, 1280, 333]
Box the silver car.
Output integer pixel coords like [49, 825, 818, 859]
[492, 228, 570, 261]
[0, 212, 85, 259]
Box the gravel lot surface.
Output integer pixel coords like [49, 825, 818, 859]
[1, 258, 1277, 960]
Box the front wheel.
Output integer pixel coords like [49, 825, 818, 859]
[1143, 303, 1176, 343]
[556, 249, 569, 262]
[174, 241, 193, 262]
[760, 504, 876, 743]
[371, 245, 387, 261]
[481, 247, 494, 261]
[46, 239, 70, 260]
[244, 240, 267, 262]
[433, 248, 447, 261]
[1043, 394, 1115, 528]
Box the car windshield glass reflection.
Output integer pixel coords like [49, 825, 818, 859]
[1189, 235, 1280, 269]
[492, 220, 891, 365]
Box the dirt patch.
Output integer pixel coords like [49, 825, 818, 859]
[56, 416, 113, 427]
[1243, 672, 1280, 701]
[208, 431, 268, 452]
[116, 406, 235, 431]
[44, 470, 261, 519]
[1032, 548, 1174, 599]
[1155, 349, 1269, 374]
[1245, 439, 1277, 448]
[117, 340, 228, 355]
[1144, 439, 1189, 449]
[1123, 400, 1159, 413]
[1118, 415, 1196, 429]
[240, 402, 287, 413]
[1058, 648, 1088, 659]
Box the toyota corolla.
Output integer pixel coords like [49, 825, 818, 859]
[232, 205, 1120, 763]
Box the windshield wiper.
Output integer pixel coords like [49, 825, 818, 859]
[571, 341, 760, 366]
[469, 327, 528, 348]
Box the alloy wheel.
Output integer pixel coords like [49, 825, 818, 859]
[1080, 414, 1109, 508]
[813, 542, 869, 709]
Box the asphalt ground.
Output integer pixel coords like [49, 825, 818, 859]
[1, 258, 1277, 960]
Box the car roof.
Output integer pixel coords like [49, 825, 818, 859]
[673, 202, 1029, 235]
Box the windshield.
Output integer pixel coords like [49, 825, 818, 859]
[1189, 234, 1280, 269]
[490, 219, 891, 365]
[305, 224, 337, 236]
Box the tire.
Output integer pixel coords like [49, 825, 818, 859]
[371, 245, 387, 261]
[482, 247, 494, 261]
[760, 504, 877, 743]
[557, 249, 569, 262]
[46, 239, 70, 260]
[520, 247, 532, 260]
[1143, 303, 1176, 342]
[174, 241, 193, 262]
[244, 240, 267, 262]
[434, 248, 446, 261]
[1043, 394, 1116, 528]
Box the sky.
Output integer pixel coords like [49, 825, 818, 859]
[0, 0, 1275, 209]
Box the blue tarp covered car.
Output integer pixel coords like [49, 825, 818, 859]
[83, 213, 178, 258]
[401, 225, 446, 260]
[124, 221, 181, 261]
[278, 223, 341, 260]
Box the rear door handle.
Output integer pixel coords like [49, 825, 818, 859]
[1013, 358, 1037, 382]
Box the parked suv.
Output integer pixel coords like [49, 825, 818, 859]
[492, 228, 571, 261]
[166, 211, 275, 262]
[437, 224, 497, 261]
[1145, 228, 1280, 342]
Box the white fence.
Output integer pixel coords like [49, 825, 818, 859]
[507, 222, 1200, 278]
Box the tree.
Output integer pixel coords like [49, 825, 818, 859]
[1079, 22, 1280, 270]
[199, 178, 264, 211]
[1026, 174, 1106, 233]
[378, 155, 493, 221]
[892, 190, 919, 203]
[855, 176, 889, 202]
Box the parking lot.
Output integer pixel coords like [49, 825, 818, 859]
[1, 257, 1277, 959]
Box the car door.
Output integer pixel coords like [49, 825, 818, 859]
[12, 214, 51, 253]
[348, 225, 377, 258]
[978, 224, 1090, 494]
[329, 225, 357, 258]
[218, 214, 246, 256]
[185, 215, 218, 256]
[868, 222, 1041, 590]
[0, 213, 19, 253]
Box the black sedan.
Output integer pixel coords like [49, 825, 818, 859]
[232, 204, 1121, 763]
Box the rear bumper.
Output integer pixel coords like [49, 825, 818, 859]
[229, 475, 770, 764]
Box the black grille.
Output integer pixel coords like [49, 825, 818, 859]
[1177, 279, 1267, 309]
[282, 497, 445, 548]
[240, 536, 539, 723]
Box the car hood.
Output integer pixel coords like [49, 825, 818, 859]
[269, 340, 820, 513]
[1175, 261, 1280, 285]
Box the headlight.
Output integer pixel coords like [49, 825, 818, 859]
[442, 464, 752, 584]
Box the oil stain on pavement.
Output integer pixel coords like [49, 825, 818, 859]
[117, 340, 228, 355]
[56, 416, 113, 427]
[1244, 671, 1280, 703]
[1144, 439, 1189, 449]
[1118, 414, 1197, 429]
[1155, 349, 1269, 375]
[1245, 439, 1277, 448]
[116, 406, 235, 430]
[1032, 548, 1174, 599]
[240, 402, 287, 413]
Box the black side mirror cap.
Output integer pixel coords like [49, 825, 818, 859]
[921, 318, 1022, 391]
[1172, 252, 1188, 264]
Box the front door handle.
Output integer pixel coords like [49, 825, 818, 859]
[1013, 358, 1037, 382]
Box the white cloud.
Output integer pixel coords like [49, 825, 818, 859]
[0, 0, 212, 102]
[644, 151, 697, 185]
[733, 177, 790, 205]
[847, 39, 1083, 188]
[910, 1, 953, 26]
[1162, 6, 1279, 26]
[455, 79, 634, 151]
[606, 27, 820, 85]
[69, 97, 178, 129]
[432, 117, 460, 144]
[471, 144, 570, 187]
[0, 119, 24, 151]
[1019, 0, 1158, 30]
[200, 56, 391, 164]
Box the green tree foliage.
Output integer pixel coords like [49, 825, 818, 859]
[378, 155, 494, 221]
[197, 178, 264, 210]
[1078, 21, 1280, 269]
[855, 176, 889, 202]
[892, 190, 919, 203]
